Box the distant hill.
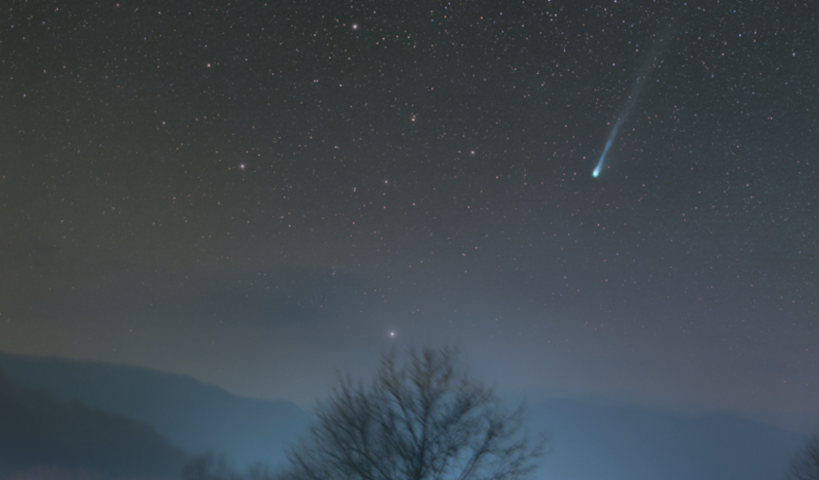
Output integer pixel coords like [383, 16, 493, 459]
[531, 397, 805, 480]
[0, 368, 185, 479]
[1, 352, 807, 480]
[0, 352, 309, 469]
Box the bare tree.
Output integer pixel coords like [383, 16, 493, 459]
[789, 428, 819, 480]
[285, 347, 545, 480]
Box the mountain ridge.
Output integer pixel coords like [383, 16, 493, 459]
[0, 368, 185, 478]
[0, 352, 309, 469]
[530, 396, 805, 480]
[0, 351, 807, 479]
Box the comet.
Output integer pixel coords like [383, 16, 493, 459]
[593, 119, 624, 178]
[592, 80, 643, 178]
[592, 29, 673, 178]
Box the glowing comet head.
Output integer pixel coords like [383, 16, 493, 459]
[593, 122, 619, 178]
[591, 30, 667, 179]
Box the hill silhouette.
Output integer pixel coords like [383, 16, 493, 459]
[0, 352, 309, 469]
[0, 352, 807, 479]
[0, 368, 185, 479]
[531, 397, 805, 480]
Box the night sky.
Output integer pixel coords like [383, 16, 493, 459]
[1, 0, 816, 433]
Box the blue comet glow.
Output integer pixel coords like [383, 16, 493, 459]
[593, 122, 623, 178]
[592, 30, 672, 178]
[593, 95, 639, 179]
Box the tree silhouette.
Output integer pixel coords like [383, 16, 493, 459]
[284, 347, 544, 480]
[789, 428, 819, 480]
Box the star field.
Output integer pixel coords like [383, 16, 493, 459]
[0, 0, 816, 432]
